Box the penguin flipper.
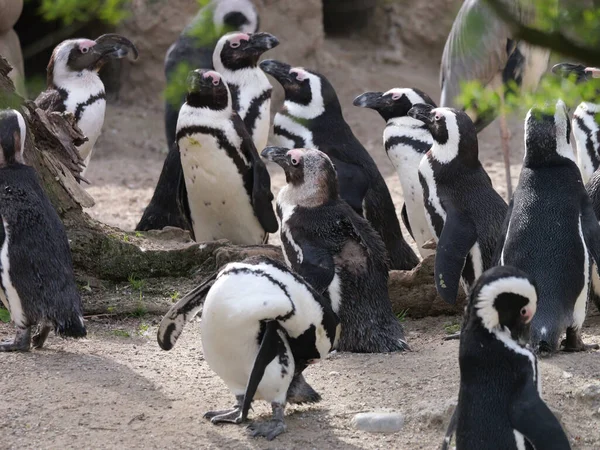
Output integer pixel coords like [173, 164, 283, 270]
[329, 156, 369, 215]
[509, 384, 571, 449]
[241, 320, 282, 421]
[436, 206, 477, 304]
[157, 270, 218, 350]
[492, 199, 513, 265]
[401, 203, 414, 240]
[581, 194, 600, 268]
[296, 240, 335, 294]
[175, 143, 195, 240]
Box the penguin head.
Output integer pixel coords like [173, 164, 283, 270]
[552, 62, 600, 84]
[261, 146, 338, 204]
[524, 99, 574, 167]
[47, 34, 138, 87]
[213, 32, 278, 72]
[185, 70, 231, 110]
[213, 0, 259, 34]
[260, 60, 340, 119]
[353, 88, 437, 122]
[469, 266, 537, 343]
[0, 109, 26, 167]
[408, 104, 478, 164]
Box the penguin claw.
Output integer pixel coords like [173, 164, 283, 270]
[247, 419, 287, 440]
[561, 328, 600, 352]
[0, 327, 31, 352]
[205, 408, 243, 424]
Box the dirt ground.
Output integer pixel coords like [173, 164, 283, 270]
[2, 15, 600, 450]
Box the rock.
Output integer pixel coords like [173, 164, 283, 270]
[351, 412, 404, 433]
[562, 371, 573, 379]
[577, 384, 600, 406]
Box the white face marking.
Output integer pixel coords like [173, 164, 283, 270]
[554, 100, 575, 161]
[513, 430, 527, 450]
[11, 109, 26, 163]
[429, 108, 460, 163]
[0, 220, 25, 328]
[284, 69, 325, 120]
[213, 0, 258, 34]
[383, 88, 426, 106]
[573, 102, 600, 183]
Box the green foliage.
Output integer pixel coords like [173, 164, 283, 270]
[170, 291, 180, 302]
[128, 274, 144, 291]
[130, 303, 148, 317]
[164, 61, 193, 109]
[33, 0, 130, 26]
[395, 308, 409, 322]
[112, 329, 130, 338]
[137, 322, 150, 335]
[135, 231, 143, 238]
[0, 308, 10, 323]
[444, 322, 461, 335]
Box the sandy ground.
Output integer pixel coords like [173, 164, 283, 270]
[1, 37, 600, 449]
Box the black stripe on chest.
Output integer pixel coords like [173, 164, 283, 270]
[74, 92, 106, 121]
[418, 170, 445, 239]
[575, 113, 600, 172]
[385, 135, 431, 154]
[273, 125, 306, 148]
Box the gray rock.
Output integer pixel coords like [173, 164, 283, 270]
[351, 412, 404, 433]
[578, 384, 600, 406]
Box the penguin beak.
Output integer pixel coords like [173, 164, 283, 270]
[259, 59, 294, 85]
[71, 34, 138, 72]
[261, 146, 290, 168]
[245, 32, 279, 56]
[407, 103, 435, 125]
[352, 92, 387, 110]
[551, 63, 589, 83]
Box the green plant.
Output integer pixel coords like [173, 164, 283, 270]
[123, 235, 130, 243]
[135, 231, 143, 238]
[395, 308, 409, 322]
[130, 303, 148, 318]
[444, 322, 461, 335]
[112, 329, 130, 338]
[170, 291, 181, 302]
[138, 323, 150, 336]
[33, 0, 130, 26]
[128, 275, 145, 291]
[0, 308, 10, 323]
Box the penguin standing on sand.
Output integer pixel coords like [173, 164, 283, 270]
[261, 146, 409, 353]
[175, 69, 277, 244]
[407, 104, 507, 304]
[35, 34, 138, 176]
[496, 100, 600, 353]
[353, 87, 437, 258]
[442, 266, 571, 450]
[260, 60, 419, 271]
[0, 109, 86, 351]
[158, 256, 339, 441]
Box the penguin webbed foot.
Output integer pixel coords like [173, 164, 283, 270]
[561, 327, 600, 352]
[32, 324, 53, 349]
[0, 326, 31, 352]
[247, 402, 287, 441]
[204, 395, 245, 424]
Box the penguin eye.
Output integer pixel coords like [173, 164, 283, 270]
[212, 79, 220, 86]
[520, 308, 527, 316]
[230, 42, 240, 48]
[391, 94, 401, 101]
[434, 114, 442, 121]
[80, 46, 89, 54]
[291, 157, 300, 166]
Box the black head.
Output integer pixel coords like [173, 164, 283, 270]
[552, 63, 600, 84]
[353, 88, 437, 122]
[0, 109, 26, 167]
[47, 34, 138, 86]
[261, 146, 339, 204]
[524, 99, 573, 167]
[214, 0, 259, 34]
[469, 266, 537, 343]
[185, 70, 230, 110]
[408, 104, 478, 164]
[260, 60, 340, 118]
[213, 32, 278, 71]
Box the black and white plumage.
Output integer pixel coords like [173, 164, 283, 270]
[35, 34, 138, 176]
[407, 104, 507, 304]
[442, 266, 571, 450]
[0, 109, 86, 352]
[157, 256, 339, 441]
[260, 60, 419, 271]
[496, 100, 600, 353]
[353, 87, 437, 258]
[175, 69, 277, 244]
[261, 146, 409, 353]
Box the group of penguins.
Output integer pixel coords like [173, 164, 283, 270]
[1, 0, 599, 447]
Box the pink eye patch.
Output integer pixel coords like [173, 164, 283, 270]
[287, 149, 304, 165]
[203, 71, 221, 85]
[290, 68, 308, 82]
[228, 33, 250, 48]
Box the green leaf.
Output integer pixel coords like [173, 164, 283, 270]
[0, 308, 10, 323]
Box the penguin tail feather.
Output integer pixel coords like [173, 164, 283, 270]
[157, 270, 218, 351]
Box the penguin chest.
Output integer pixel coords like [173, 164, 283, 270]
[238, 91, 271, 151]
[273, 113, 314, 149]
[573, 105, 600, 183]
[0, 220, 25, 328]
[417, 157, 447, 239]
[179, 133, 264, 245]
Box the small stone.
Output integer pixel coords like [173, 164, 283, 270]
[328, 371, 340, 376]
[562, 371, 573, 379]
[351, 412, 404, 433]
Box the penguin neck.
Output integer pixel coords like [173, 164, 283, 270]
[430, 139, 479, 168]
[52, 68, 103, 94]
[279, 179, 338, 209]
[177, 102, 232, 132]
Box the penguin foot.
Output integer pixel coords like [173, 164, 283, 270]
[286, 373, 321, 404]
[0, 327, 31, 352]
[247, 402, 287, 441]
[32, 324, 52, 349]
[561, 328, 600, 352]
[206, 408, 243, 424]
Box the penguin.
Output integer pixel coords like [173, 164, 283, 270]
[136, 28, 276, 233]
[175, 69, 278, 244]
[157, 256, 339, 441]
[261, 146, 409, 353]
[0, 109, 86, 351]
[585, 168, 600, 314]
[353, 87, 437, 258]
[259, 60, 419, 271]
[407, 104, 507, 304]
[552, 63, 600, 183]
[495, 100, 600, 353]
[441, 266, 571, 450]
[34, 34, 138, 176]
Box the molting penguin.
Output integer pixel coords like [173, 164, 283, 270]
[175, 69, 277, 244]
[496, 100, 600, 353]
[407, 104, 507, 304]
[353, 87, 437, 258]
[157, 256, 339, 441]
[260, 60, 419, 270]
[35, 34, 138, 176]
[261, 146, 409, 353]
[0, 109, 86, 351]
[441, 266, 570, 450]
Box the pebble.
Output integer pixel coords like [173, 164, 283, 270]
[562, 371, 573, 379]
[351, 412, 404, 433]
[577, 384, 600, 405]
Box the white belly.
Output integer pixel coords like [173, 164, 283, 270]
[180, 135, 265, 245]
[0, 220, 25, 327]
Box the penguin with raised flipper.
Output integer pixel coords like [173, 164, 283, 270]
[260, 60, 419, 271]
[407, 104, 507, 304]
[0, 109, 86, 351]
[35, 34, 138, 176]
[175, 69, 277, 244]
[157, 256, 339, 441]
[353, 87, 437, 258]
[261, 146, 409, 353]
[496, 100, 600, 353]
[442, 266, 571, 450]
